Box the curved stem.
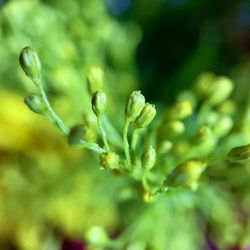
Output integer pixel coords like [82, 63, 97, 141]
[33, 79, 106, 154]
[97, 116, 110, 151]
[37, 81, 69, 135]
[123, 118, 132, 169]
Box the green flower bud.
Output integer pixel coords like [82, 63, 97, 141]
[159, 120, 185, 136]
[87, 66, 104, 95]
[141, 146, 156, 171]
[208, 76, 234, 105]
[100, 152, 119, 170]
[192, 126, 212, 144]
[125, 91, 145, 120]
[213, 114, 233, 137]
[68, 124, 85, 145]
[216, 99, 236, 115]
[157, 140, 173, 154]
[19, 46, 41, 81]
[92, 90, 107, 117]
[85, 226, 109, 246]
[227, 144, 250, 164]
[164, 158, 207, 190]
[194, 72, 216, 98]
[164, 100, 193, 121]
[134, 103, 156, 129]
[24, 94, 45, 114]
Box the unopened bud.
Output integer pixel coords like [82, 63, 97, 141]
[164, 158, 207, 190]
[125, 91, 145, 121]
[85, 226, 109, 246]
[164, 100, 193, 120]
[134, 103, 156, 129]
[192, 126, 212, 144]
[194, 72, 216, 98]
[19, 46, 41, 81]
[213, 115, 233, 137]
[227, 144, 250, 164]
[208, 76, 234, 105]
[141, 146, 156, 171]
[157, 140, 173, 154]
[159, 120, 185, 136]
[92, 90, 107, 117]
[87, 66, 104, 95]
[24, 94, 45, 114]
[100, 152, 119, 170]
[68, 124, 85, 145]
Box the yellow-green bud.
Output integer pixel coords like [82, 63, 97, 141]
[100, 152, 119, 170]
[216, 99, 236, 115]
[213, 115, 233, 137]
[85, 226, 109, 246]
[125, 91, 145, 120]
[92, 90, 107, 117]
[141, 146, 156, 171]
[134, 103, 156, 128]
[164, 100, 193, 120]
[87, 66, 104, 95]
[24, 94, 45, 114]
[19, 46, 41, 81]
[157, 140, 173, 154]
[165, 158, 207, 190]
[208, 76, 234, 105]
[68, 124, 85, 145]
[194, 72, 216, 98]
[227, 144, 250, 164]
[159, 120, 185, 136]
[192, 126, 212, 144]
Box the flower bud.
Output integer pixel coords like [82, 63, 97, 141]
[24, 94, 45, 114]
[159, 120, 185, 136]
[157, 140, 173, 154]
[194, 72, 216, 98]
[164, 100, 193, 121]
[192, 126, 212, 144]
[92, 90, 107, 117]
[208, 76, 234, 105]
[87, 66, 104, 95]
[227, 144, 250, 164]
[125, 91, 145, 120]
[134, 103, 156, 129]
[85, 226, 109, 246]
[141, 146, 156, 171]
[213, 114, 233, 137]
[68, 124, 85, 145]
[100, 152, 119, 170]
[19, 46, 41, 81]
[164, 158, 207, 190]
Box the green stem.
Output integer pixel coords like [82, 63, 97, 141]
[131, 128, 139, 166]
[123, 118, 132, 169]
[97, 116, 110, 151]
[34, 79, 106, 154]
[36, 80, 69, 135]
[79, 139, 106, 154]
[142, 171, 149, 192]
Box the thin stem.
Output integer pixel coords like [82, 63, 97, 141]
[97, 116, 110, 151]
[142, 171, 149, 192]
[79, 139, 106, 154]
[36, 80, 69, 135]
[123, 118, 132, 169]
[131, 128, 139, 166]
[33, 78, 106, 154]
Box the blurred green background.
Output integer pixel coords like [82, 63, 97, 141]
[0, 0, 249, 250]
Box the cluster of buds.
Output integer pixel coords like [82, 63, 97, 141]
[19, 46, 249, 204]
